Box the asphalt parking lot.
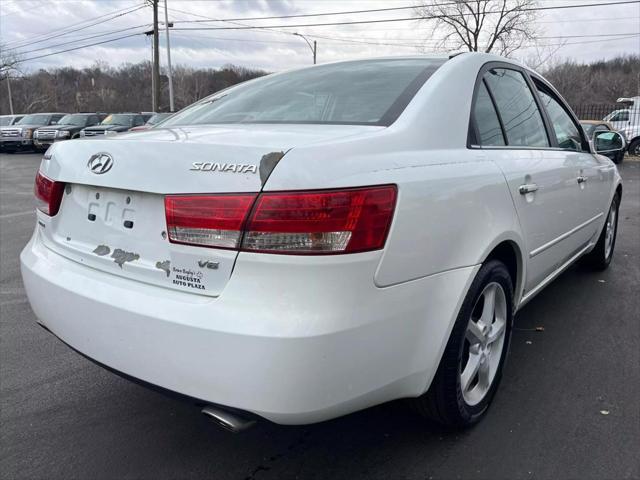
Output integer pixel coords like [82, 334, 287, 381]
[1, 152, 638, 480]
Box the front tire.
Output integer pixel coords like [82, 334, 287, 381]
[613, 149, 624, 164]
[583, 194, 620, 270]
[413, 260, 513, 428]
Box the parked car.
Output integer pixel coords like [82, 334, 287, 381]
[623, 125, 640, 155]
[21, 53, 623, 430]
[580, 120, 624, 163]
[604, 97, 640, 154]
[33, 113, 107, 151]
[129, 112, 173, 132]
[604, 108, 632, 130]
[0, 113, 67, 152]
[0, 114, 24, 127]
[80, 113, 150, 137]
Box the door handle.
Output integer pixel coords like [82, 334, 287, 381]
[577, 175, 587, 184]
[519, 183, 539, 195]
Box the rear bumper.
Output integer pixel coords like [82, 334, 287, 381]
[20, 228, 477, 424]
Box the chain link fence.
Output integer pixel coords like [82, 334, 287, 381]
[571, 104, 640, 126]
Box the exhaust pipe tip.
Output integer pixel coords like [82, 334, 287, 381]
[201, 405, 256, 433]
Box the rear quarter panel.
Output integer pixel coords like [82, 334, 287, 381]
[264, 53, 526, 290]
[265, 141, 523, 289]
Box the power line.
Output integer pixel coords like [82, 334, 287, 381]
[15, 25, 639, 64]
[172, 28, 639, 50]
[169, 0, 640, 30]
[2, 3, 147, 50]
[6, 24, 152, 56]
[19, 32, 145, 63]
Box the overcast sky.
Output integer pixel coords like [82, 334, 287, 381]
[1, 0, 639, 73]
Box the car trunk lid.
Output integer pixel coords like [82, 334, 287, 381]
[38, 124, 380, 297]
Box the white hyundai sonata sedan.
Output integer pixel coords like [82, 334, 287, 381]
[21, 53, 623, 430]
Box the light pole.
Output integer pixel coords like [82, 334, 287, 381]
[293, 33, 316, 65]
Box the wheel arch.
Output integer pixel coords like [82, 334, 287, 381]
[479, 235, 526, 308]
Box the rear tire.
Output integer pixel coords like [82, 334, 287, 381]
[413, 260, 513, 428]
[583, 194, 619, 270]
[629, 138, 640, 157]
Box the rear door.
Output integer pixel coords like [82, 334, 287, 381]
[471, 65, 585, 293]
[532, 78, 608, 240]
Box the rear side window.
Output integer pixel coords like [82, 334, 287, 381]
[472, 81, 505, 146]
[536, 87, 584, 152]
[484, 68, 549, 148]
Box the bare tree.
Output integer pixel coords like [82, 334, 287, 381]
[414, 0, 538, 56]
[0, 43, 21, 80]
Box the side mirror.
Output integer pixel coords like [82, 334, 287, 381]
[594, 131, 625, 154]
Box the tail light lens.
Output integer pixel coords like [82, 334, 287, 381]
[243, 186, 397, 254]
[165, 185, 397, 255]
[165, 194, 257, 249]
[34, 171, 65, 216]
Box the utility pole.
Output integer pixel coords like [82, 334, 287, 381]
[164, 0, 174, 112]
[144, 30, 155, 111]
[293, 33, 317, 65]
[6, 75, 14, 115]
[152, 0, 160, 111]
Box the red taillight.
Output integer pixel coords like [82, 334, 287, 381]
[244, 186, 397, 254]
[164, 185, 397, 254]
[165, 194, 257, 249]
[34, 171, 65, 216]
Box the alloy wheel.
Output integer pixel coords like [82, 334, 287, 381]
[604, 201, 617, 260]
[460, 282, 507, 406]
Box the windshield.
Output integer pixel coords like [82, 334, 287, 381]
[580, 123, 595, 135]
[58, 114, 88, 126]
[163, 58, 445, 127]
[101, 114, 134, 126]
[147, 113, 171, 125]
[17, 114, 50, 125]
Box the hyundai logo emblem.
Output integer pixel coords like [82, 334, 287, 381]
[88, 152, 113, 174]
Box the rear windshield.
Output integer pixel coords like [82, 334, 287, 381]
[162, 58, 445, 127]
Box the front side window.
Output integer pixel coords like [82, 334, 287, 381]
[162, 58, 444, 127]
[610, 111, 629, 122]
[483, 68, 549, 148]
[536, 87, 584, 151]
[472, 81, 505, 146]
